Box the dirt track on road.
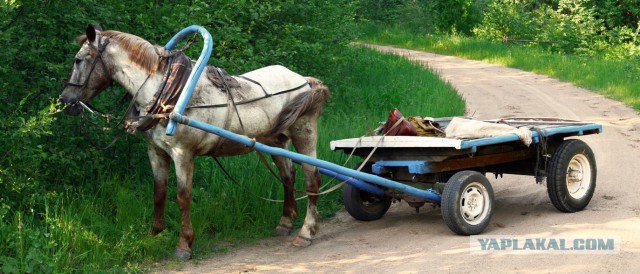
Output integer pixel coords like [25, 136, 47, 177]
[163, 45, 640, 273]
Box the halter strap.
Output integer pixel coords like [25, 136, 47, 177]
[65, 37, 112, 89]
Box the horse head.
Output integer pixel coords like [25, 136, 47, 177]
[61, 25, 113, 115]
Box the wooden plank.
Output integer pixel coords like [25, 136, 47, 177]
[426, 149, 537, 173]
[330, 136, 462, 150]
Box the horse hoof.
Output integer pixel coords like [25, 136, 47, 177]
[174, 248, 192, 261]
[292, 236, 312, 247]
[276, 225, 292, 236]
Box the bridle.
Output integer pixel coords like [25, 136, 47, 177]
[64, 36, 113, 89]
[62, 35, 130, 149]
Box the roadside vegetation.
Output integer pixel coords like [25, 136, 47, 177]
[357, 0, 640, 110]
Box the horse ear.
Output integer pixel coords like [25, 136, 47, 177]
[86, 24, 97, 43]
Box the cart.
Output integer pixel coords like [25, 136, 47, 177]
[330, 117, 601, 235]
[164, 26, 602, 236]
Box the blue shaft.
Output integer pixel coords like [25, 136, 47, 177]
[169, 112, 442, 203]
[317, 167, 385, 197]
[164, 25, 213, 136]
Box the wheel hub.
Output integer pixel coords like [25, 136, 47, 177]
[566, 154, 592, 199]
[568, 168, 583, 182]
[460, 184, 487, 224]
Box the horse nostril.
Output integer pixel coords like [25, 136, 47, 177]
[60, 93, 74, 104]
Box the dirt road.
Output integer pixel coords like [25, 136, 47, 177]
[165, 45, 640, 273]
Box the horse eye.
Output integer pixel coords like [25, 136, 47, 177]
[75, 58, 82, 65]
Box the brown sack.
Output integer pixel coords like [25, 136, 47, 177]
[383, 108, 418, 136]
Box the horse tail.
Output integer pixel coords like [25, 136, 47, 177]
[269, 77, 330, 136]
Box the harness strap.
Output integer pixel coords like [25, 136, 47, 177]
[65, 38, 112, 89]
[186, 81, 309, 109]
[222, 68, 247, 135]
[80, 107, 128, 150]
[235, 75, 269, 97]
[256, 149, 282, 181]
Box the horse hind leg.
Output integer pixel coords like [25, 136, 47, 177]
[271, 154, 298, 236]
[289, 117, 321, 247]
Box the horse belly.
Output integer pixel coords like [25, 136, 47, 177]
[208, 136, 276, 157]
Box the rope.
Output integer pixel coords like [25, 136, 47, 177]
[302, 117, 408, 197]
[213, 157, 287, 202]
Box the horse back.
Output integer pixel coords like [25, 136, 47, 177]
[238, 65, 309, 97]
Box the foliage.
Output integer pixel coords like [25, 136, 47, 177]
[473, 0, 640, 57]
[357, 0, 640, 59]
[0, 0, 358, 271]
[0, 0, 356, 218]
[358, 27, 640, 110]
[356, 0, 482, 34]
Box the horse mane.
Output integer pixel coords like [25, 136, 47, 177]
[78, 30, 168, 75]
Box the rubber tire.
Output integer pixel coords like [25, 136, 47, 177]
[342, 183, 392, 221]
[441, 171, 494, 235]
[547, 139, 597, 213]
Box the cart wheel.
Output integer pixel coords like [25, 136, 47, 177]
[441, 171, 494, 235]
[342, 183, 391, 221]
[547, 139, 596, 212]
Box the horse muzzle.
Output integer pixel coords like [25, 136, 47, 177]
[63, 101, 83, 116]
[61, 87, 84, 115]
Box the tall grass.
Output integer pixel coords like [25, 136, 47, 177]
[359, 25, 640, 110]
[0, 46, 464, 272]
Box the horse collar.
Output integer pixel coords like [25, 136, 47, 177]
[125, 51, 193, 133]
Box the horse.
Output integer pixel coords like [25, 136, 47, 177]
[60, 25, 330, 260]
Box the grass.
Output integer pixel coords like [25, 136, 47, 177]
[358, 25, 640, 110]
[0, 46, 464, 273]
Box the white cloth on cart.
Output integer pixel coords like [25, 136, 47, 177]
[445, 117, 533, 146]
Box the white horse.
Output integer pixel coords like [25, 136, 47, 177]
[60, 25, 330, 260]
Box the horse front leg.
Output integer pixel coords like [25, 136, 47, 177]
[172, 153, 196, 260]
[271, 155, 298, 236]
[148, 145, 170, 235]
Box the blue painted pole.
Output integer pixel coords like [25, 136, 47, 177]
[169, 112, 442, 203]
[164, 25, 213, 136]
[317, 167, 385, 197]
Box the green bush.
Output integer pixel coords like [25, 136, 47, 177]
[1, 0, 358, 271]
[0, 0, 357, 216]
[473, 0, 639, 58]
[356, 0, 482, 35]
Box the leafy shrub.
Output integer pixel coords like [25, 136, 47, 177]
[1, 0, 358, 271]
[356, 0, 482, 35]
[474, 0, 639, 58]
[472, 0, 541, 42]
